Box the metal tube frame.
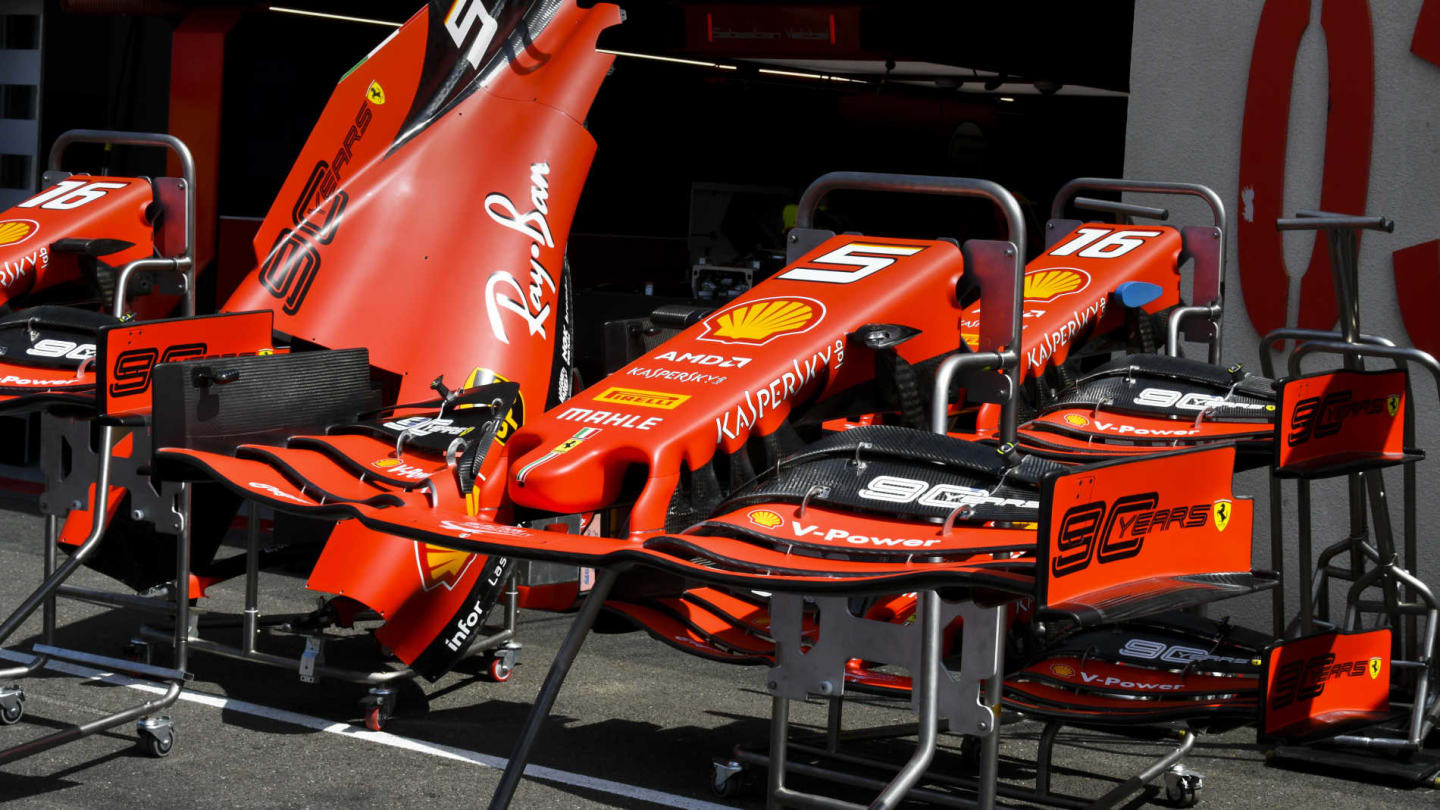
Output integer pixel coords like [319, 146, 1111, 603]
[1262, 206, 1438, 753]
[1258, 329, 1403, 638]
[488, 174, 1027, 810]
[47, 129, 197, 318]
[0, 425, 187, 764]
[1049, 177, 1228, 364]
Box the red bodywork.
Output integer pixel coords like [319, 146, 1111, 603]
[961, 224, 1182, 376]
[214, 0, 621, 673]
[1273, 368, 1410, 477]
[0, 175, 154, 309]
[508, 236, 965, 535]
[1260, 628, 1391, 742]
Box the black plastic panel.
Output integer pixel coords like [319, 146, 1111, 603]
[152, 348, 379, 458]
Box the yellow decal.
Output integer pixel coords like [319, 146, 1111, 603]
[418, 543, 474, 591]
[0, 219, 36, 247]
[1212, 499, 1232, 532]
[747, 509, 783, 529]
[1369, 657, 1383, 679]
[1387, 394, 1401, 417]
[366, 80, 386, 105]
[701, 297, 823, 345]
[594, 386, 690, 410]
[1063, 413, 1090, 427]
[1023, 268, 1089, 303]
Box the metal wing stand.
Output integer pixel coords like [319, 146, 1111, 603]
[1261, 211, 1440, 783]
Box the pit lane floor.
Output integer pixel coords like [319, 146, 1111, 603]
[0, 506, 1434, 809]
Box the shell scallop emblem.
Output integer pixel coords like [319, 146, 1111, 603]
[0, 219, 37, 247]
[415, 543, 476, 592]
[1023, 268, 1091, 303]
[1050, 663, 1077, 678]
[747, 509, 784, 529]
[1062, 413, 1090, 427]
[699, 296, 826, 346]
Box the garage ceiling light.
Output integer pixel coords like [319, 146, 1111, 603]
[756, 67, 863, 83]
[597, 49, 736, 70]
[269, 6, 402, 27]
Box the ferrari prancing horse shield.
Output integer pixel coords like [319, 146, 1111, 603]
[1212, 499, 1232, 532]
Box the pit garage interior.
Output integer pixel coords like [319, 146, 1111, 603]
[0, 1, 1437, 808]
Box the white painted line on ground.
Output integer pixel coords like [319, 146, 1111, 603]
[0, 647, 735, 810]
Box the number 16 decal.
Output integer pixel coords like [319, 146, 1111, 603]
[18, 180, 129, 211]
[1049, 228, 1162, 259]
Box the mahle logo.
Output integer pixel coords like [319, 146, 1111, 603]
[699, 296, 825, 346]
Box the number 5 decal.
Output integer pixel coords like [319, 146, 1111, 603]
[445, 0, 500, 69]
[779, 242, 925, 284]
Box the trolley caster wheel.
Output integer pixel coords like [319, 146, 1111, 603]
[123, 637, 154, 666]
[710, 759, 748, 798]
[137, 716, 175, 758]
[360, 686, 398, 731]
[364, 706, 385, 732]
[1163, 765, 1202, 808]
[0, 686, 24, 725]
[483, 648, 519, 682]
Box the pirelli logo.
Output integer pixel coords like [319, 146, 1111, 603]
[594, 386, 691, 410]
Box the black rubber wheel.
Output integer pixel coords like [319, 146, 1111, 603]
[0, 701, 22, 726]
[1165, 781, 1199, 808]
[141, 730, 174, 758]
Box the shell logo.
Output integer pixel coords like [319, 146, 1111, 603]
[0, 219, 38, 247]
[699, 296, 825, 346]
[747, 509, 783, 529]
[1050, 663, 1077, 678]
[1023, 268, 1091, 303]
[1062, 413, 1090, 427]
[416, 543, 476, 591]
[372, 458, 400, 469]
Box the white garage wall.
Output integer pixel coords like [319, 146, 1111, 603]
[1124, 0, 1440, 632]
